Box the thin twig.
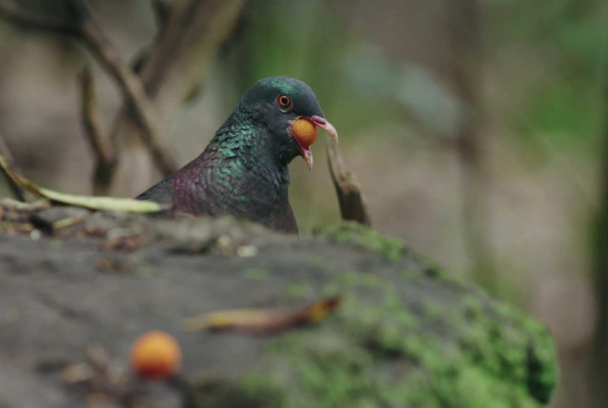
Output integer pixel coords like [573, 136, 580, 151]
[79, 67, 113, 166]
[151, 0, 173, 30]
[106, 0, 246, 196]
[0, 0, 179, 177]
[326, 142, 372, 227]
[77, 18, 178, 175]
[1, 0, 245, 196]
[129, 0, 174, 75]
[0, 132, 27, 201]
[78, 66, 117, 194]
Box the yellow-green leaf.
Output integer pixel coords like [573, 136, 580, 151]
[0, 152, 167, 213]
[182, 296, 341, 335]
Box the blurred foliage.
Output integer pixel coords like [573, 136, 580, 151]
[489, 0, 608, 155]
[516, 83, 603, 149]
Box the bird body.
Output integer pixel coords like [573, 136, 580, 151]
[137, 77, 338, 234]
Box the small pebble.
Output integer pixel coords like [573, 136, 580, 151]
[30, 229, 42, 241]
[237, 245, 258, 258]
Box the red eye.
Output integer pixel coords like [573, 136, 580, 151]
[277, 95, 291, 108]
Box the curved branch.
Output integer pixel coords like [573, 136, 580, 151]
[0, 0, 245, 196]
[152, 0, 173, 30]
[326, 142, 372, 227]
[78, 66, 118, 195]
[0, 0, 178, 177]
[106, 0, 246, 197]
[77, 19, 178, 175]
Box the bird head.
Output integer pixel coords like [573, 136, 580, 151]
[240, 77, 338, 170]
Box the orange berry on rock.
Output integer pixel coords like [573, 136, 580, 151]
[130, 331, 182, 381]
[292, 118, 318, 148]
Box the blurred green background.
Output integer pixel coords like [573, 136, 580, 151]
[1, 0, 607, 406]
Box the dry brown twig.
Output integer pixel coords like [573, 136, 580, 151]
[78, 66, 117, 195]
[151, 0, 173, 29]
[76, 14, 179, 176]
[326, 142, 372, 227]
[106, 0, 246, 197]
[79, 66, 112, 166]
[0, 0, 178, 179]
[1, 0, 246, 196]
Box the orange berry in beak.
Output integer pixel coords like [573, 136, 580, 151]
[293, 117, 318, 149]
[130, 331, 182, 381]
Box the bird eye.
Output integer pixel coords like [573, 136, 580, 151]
[277, 95, 292, 109]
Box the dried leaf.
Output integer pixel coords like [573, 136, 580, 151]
[0, 222, 35, 234]
[52, 214, 88, 231]
[0, 152, 167, 214]
[104, 234, 152, 252]
[183, 296, 341, 335]
[61, 363, 95, 384]
[236, 245, 258, 258]
[86, 345, 110, 372]
[0, 198, 51, 211]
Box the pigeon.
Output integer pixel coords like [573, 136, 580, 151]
[136, 76, 338, 234]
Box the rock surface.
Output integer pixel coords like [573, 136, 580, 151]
[0, 203, 558, 408]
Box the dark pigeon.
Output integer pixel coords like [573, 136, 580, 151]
[136, 76, 338, 234]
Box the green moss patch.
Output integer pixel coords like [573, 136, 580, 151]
[315, 222, 406, 261]
[236, 272, 558, 408]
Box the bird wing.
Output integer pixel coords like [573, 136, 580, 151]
[135, 176, 175, 204]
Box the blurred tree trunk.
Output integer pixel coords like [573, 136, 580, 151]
[590, 82, 608, 408]
[448, 0, 496, 293]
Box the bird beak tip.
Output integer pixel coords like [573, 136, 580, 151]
[304, 151, 313, 170]
[311, 115, 338, 144]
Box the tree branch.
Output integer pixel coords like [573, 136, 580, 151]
[106, 0, 246, 197]
[326, 142, 372, 227]
[151, 0, 173, 30]
[78, 66, 117, 195]
[76, 18, 178, 176]
[79, 67, 112, 166]
[0, 0, 179, 177]
[0, 0, 245, 197]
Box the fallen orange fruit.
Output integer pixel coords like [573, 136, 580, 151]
[130, 331, 182, 380]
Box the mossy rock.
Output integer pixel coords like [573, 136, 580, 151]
[232, 273, 557, 408]
[0, 208, 558, 407]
